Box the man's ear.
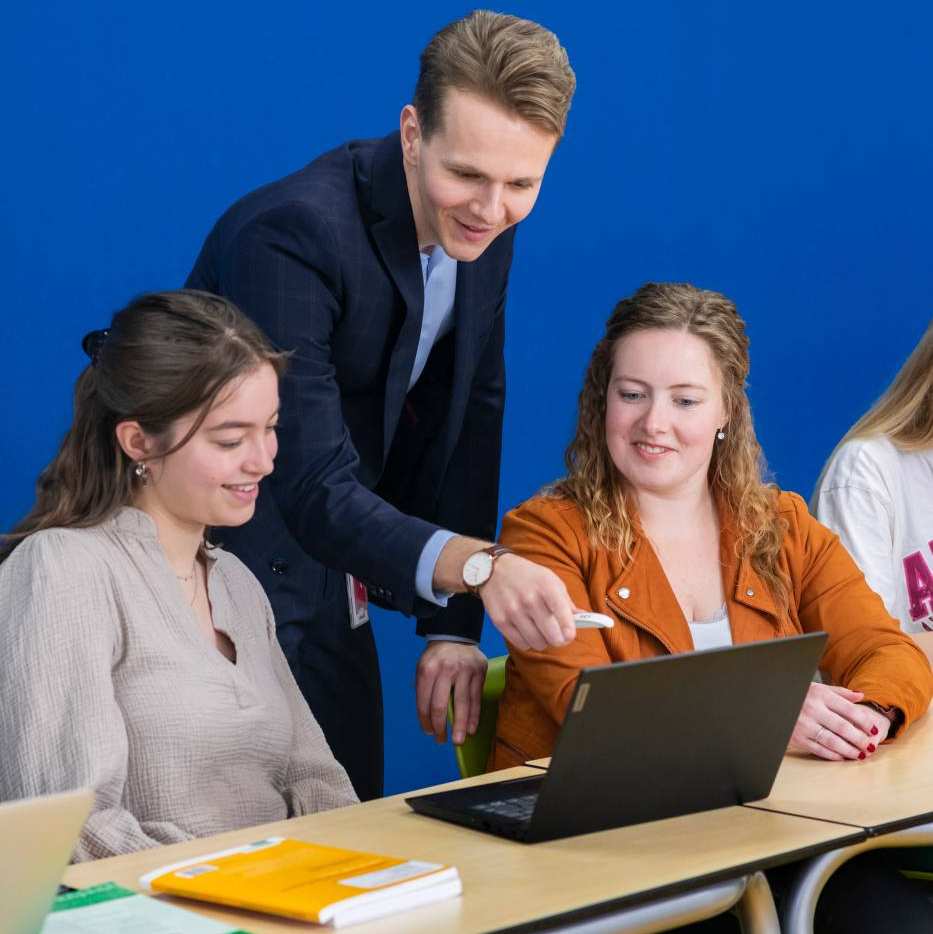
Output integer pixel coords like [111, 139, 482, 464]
[115, 421, 154, 463]
[399, 104, 422, 166]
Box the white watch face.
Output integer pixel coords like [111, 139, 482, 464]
[463, 551, 495, 588]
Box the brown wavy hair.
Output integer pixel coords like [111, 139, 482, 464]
[1, 290, 287, 562]
[413, 10, 576, 140]
[554, 282, 789, 606]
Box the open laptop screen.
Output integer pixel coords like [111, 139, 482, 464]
[408, 633, 826, 842]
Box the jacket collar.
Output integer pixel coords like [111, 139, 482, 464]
[718, 508, 783, 625]
[364, 132, 423, 310]
[603, 507, 783, 653]
[362, 133, 426, 458]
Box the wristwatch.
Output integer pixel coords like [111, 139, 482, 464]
[462, 545, 512, 595]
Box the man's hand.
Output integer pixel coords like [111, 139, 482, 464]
[416, 642, 488, 744]
[478, 553, 576, 651]
[432, 536, 576, 652]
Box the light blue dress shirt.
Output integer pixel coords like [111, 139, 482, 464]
[410, 247, 457, 389]
[411, 247, 474, 642]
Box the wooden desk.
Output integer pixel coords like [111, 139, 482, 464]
[749, 707, 933, 835]
[63, 766, 862, 934]
[748, 708, 933, 932]
[526, 707, 933, 932]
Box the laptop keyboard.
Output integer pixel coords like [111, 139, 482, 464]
[469, 793, 538, 823]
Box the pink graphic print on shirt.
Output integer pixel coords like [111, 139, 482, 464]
[904, 542, 933, 630]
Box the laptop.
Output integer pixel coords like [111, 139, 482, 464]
[0, 788, 94, 934]
[406, 632, 826, 843]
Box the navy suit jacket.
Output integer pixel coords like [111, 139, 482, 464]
[186, 132, 514, 648]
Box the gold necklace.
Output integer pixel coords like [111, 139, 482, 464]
[175, 555, 199, 607]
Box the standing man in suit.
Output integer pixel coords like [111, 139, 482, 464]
[186, 11, 577, 800]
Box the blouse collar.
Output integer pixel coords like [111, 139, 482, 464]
[109, 506, 219, 563]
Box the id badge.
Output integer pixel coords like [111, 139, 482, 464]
[346, 574, 370, 629]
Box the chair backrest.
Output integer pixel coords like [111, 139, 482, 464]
[450, 654, 507, 778]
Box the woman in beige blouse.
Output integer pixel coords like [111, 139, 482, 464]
[0, 290, 356, 860]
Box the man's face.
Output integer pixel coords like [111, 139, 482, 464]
[401, 89, 557, 261]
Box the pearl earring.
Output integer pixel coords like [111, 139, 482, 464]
[134, 461, 150, 485]
[716, 428, 726, 441]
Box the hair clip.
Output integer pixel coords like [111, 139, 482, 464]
[81, 329, 110, 366]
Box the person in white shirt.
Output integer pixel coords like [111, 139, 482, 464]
[811, 317, 933, 918]
[813, 319, 933, 634]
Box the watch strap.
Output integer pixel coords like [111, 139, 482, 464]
[484, 544, 512, 560]
[464, 544, 513, 595]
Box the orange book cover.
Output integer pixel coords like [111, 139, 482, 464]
[139, 836, 461, 927]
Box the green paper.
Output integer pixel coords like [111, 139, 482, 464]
[42, 881, 251, 933]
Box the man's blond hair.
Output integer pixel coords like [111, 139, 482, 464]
[413, 10, 576, 140]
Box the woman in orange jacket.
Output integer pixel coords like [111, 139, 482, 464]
[493, 283, 931, 770]
[490, 283, 933, 931]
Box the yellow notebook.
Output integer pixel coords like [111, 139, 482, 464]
[139, 836, 461, 927]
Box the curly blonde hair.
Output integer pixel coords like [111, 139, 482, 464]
[554, 282, 789, 606]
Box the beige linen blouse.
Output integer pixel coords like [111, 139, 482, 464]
[0, 507, 357, 861]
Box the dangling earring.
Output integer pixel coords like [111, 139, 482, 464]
[134, 461, 150, 485]
[716, 428, 726, 441]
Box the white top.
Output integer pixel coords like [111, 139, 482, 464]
[688, 605, 733, 652]
[814, 436, 933, 633]
[0, 508, 357, 861]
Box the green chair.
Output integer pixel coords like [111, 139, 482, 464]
[449, 654, 507, 778]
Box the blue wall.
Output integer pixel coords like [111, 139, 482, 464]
[4, 2, 931, 794]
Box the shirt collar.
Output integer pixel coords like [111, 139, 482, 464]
[110, 506, 218, 563]
[420, 244, 453, 284]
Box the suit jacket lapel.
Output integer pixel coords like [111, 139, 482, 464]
[441, 260, 477, 458]
[363, 133, 425, 459]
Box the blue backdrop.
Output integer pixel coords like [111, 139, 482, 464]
[4, 2, 931, 794]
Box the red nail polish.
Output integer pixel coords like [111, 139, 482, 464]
[870, 725, 878, 735]
[858, 751, 866, 760]
[867, 743, 876, 753]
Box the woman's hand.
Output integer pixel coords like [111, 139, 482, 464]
[787, 683, 891, 760]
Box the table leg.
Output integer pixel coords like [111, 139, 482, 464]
[783, 822, 933, 934]
[541, 875, 751, 933]
[733, 871, 780, 934]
